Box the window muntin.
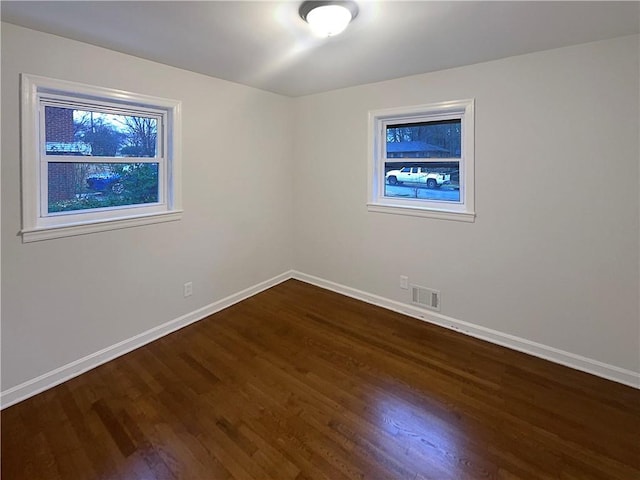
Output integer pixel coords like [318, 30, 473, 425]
[368, 100, 475, 221]
[38, 98, 166, 218]
[21, 74, 182, 241]
[41, 101, 164, 216]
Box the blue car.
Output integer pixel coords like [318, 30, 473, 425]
[86, 173, 123, 193]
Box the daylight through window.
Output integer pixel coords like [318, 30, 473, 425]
[21, 75, 182, 241]
[368, 100, 475, 221]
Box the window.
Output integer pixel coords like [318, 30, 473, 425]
[21, 74, 182, 242]
[368, 99, 475, 222]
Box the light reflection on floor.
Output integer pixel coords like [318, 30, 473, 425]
[369, 391, 483, 479]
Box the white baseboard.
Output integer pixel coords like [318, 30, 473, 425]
[0, 271, 293, 409]
[291, 271, 640, 389]
[3, 269, 638, 409]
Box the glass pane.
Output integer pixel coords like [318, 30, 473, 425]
[384, 161, 460, 202]
[48, 162, 159, 213]
[45, 106, 158, 157]
[386, 119, 461, 158]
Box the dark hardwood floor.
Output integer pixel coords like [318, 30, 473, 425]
[2, 279, 639, 479]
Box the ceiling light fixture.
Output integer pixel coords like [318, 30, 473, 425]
[299, 1, 359, 37]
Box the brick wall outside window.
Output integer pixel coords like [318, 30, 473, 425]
[46, 107, 77, 204]
[45, 107, 75, 142]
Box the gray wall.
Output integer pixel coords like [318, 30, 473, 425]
[2, 23, 639, 396]
[1, 23, 294, 390]
[292, 35, 640, 373]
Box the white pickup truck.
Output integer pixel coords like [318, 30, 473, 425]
[385, 166, 451, 188]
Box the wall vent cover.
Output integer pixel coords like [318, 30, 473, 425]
[411, 285, 440, 311]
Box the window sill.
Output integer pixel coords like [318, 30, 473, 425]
[21, 210, 183, 242]
[367, 203, 475, 222]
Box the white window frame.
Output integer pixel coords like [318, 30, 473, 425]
[21, 74, 182, 242]
[368, 99, 475, 222]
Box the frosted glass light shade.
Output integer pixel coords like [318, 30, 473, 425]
[304, 4, 353, 37]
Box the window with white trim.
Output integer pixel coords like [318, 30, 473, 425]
[368, 99, 475, 222]
[21, 74, 182, 242]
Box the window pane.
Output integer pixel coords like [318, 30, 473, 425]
[386, 119, 461, 158]
[384, 161, 460, 202]
[44, 106, 158, 157]
[48, 162, 159, 213]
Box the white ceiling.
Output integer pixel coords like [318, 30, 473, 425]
[2, 1, 638, 97]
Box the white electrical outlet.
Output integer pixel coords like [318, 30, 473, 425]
[400, 275, 409, 290]
[183, 281, 193, 297]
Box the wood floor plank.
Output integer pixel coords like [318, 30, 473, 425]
[2, 279, 639, 479]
